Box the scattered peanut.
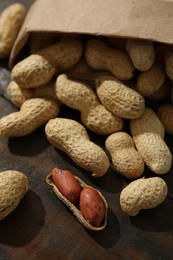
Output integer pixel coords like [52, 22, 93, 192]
[0, 98, 60, 140]
[85, 38, 135, 81]
[45, 118, 110, 177]
[0, 170, 28, 220]
[130, 107, 172, 174]
[12, 38, 83, 88]
[105, 132, 144, 179]
[55, 74, 124, 135]
[120, 177, 168, 216]
[96, 75, 145, 119]
[7, 80, 57, 108]
[0, 3, 26, 58]
[136, 61, 166, 97]
[157, 104, 173, 135]
[126, 39, 155, 71]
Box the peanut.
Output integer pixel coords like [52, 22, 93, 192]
[46, 172, 107, 231]
[0, 170, 28, 220]
[157, 104, 173, 135]
[147, 79, 171, 101]
[0, 98, 59, 140]
[0, 3, 26, 58]
[105, 132, 144, 179]
[126, 39, 155, 71]
[45, 118, 110, 177]
[12, 38, 83, 88]
[79, 187, 106, 227]
[130, 107, 172, 174]
[136, 61, 166, 97]
[85, 39, 135, 81]
[96, 75, 145, 119]
[120, 177, 168, 216]
[7, 80, 57, 108]
[55, 74, 124, 135]
[51, 168, 82, 204]
[130, 107, 165, 138]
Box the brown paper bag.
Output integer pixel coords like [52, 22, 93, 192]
[10, 0, 173, 65]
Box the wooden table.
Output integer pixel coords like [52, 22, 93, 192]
[0, 1, 173, 259]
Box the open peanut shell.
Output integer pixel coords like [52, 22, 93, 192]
[46, 173, 108, 231]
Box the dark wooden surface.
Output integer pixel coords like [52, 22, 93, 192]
[0, 1, 173, 259]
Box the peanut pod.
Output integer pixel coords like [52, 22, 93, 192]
[0, 98, 60, 140]
[0, 3, 26, 58]
[12, 38, 83, 88]
[0, 170, 28, 220]
[45, 118, 110, 177]
[7, 80, 57, 108]
[120, 177, 168, 216]
[85, 38, 135, 81]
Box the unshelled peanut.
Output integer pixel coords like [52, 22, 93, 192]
[130, 107, 165, 138]
[0, 3, 26, 58]
[96, 75, 145, 119]
[7, 80, 57, 108]
[136, 61, 166, 96]
[147, 79, 171, 101]
[130, 107, 172, 174]
[157, 104, 173, 135]
[55, 74, 124, 135]
[45, 118, 110, 177]
[120, 177, 168, 216]
[85, 38, 135, 80]
[0, 170, 28, 220]
[12, 39, 83, 88]
[105, 132, 144, 179]
[0, 98, 59, 140]
[126, 39, 155, 71]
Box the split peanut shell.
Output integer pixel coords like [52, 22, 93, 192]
[46, 173, 108, 231]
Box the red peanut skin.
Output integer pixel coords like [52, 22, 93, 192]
[51, 168, 82, 204]
[79, 187, 106, 227]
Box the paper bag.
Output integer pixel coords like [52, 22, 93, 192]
[10, 0, 173, 65]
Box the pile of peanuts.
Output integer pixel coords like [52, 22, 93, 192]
[0, 3, 172, 227]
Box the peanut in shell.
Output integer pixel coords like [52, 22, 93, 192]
[0, 170, 28, 221]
